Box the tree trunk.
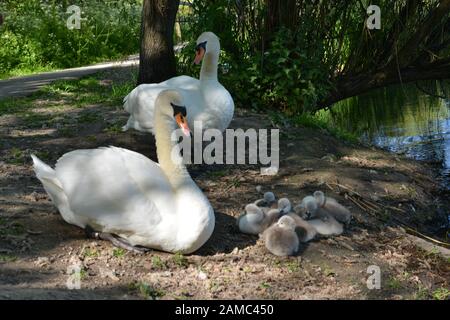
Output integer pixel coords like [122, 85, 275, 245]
[264, 0, 297, 42]
[137, 0, 180, 85]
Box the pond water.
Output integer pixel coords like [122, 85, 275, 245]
[328, 81, 450, 189]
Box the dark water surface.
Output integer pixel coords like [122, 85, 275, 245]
[329, 81, 450, 190]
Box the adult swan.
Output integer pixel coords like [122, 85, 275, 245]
[122, 31, 234, 134]
[31, 90, 215, 254]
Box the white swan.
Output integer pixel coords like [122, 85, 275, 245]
[122, 31, 234, 134]
[31, 90, 215, 254]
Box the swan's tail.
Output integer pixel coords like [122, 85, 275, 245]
[31, 154, 65, 208]
[123, 93, 131, 112]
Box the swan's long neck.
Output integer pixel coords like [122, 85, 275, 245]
[154, 108, 192, 189]
[200, 50, 219, 81]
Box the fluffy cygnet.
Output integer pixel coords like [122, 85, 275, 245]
[313, 191, 352, 224]
[254, 191, 276, 208]
[294, 195, 343, 236]
[261, 215, 299, 256]
[237, 204, 280, 235]
[285, 213, 317, 242]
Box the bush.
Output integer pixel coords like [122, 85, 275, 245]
[0, 0, 141, 78]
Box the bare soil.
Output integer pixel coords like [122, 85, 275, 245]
[0, 67, 449, 300]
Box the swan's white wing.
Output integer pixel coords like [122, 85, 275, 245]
[54, 147, 175, 237]
[123, 76, 202, 133]
[161, 75, 200, 90]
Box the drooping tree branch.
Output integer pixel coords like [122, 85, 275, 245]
[318, 57, 450, 109]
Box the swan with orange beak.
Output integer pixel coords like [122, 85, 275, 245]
[123, 32, 234, 134]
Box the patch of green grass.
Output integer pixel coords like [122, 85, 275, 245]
[79, 268, 88, 280]
[111, 82, 134, 102]
[320, 264, 335, 277]
[0, 254, 17, 263]
[86, 135, 97, 143]
[0, 221, 26, 236]
[151, 256, 168, 270]
[0, 65, 56, 81]
[58, 127, 76, 137]
[414, 285, 430, 300]
[291, 111, 359, 143]
[34, 150, 51, 161]
[285, 260, 300, 273]
[209, 281, 220, 292]
[20, 112, 50, 128]
[129, 281, 165, 300]
[103, 123, 123, 134]
[172, 252, 188, 268]
[78, 111, 102, 124]
[228, 177, 241, 188]
[82, 247, 99, 258]
[259, 282, 271, 289]
[0, 96, 34, 116]
[432, 287, 450, 300]
[6, 147, 25, 164]
[112, 248, 126, 258]
[387, 277, 403, 290]
[207, 170, 228, 179]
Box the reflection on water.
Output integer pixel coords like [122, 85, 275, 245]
[329, 81, 450, 188]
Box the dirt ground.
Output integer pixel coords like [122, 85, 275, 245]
[0, 67, 449, 300]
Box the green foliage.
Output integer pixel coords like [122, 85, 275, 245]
[176, 1, 331, 113]
[128, 281, 165, 300]
[176, 0, 449, 115]
[112, 248, 126, 258]
[0, 0, 141, 79]
[432, 287, 450, 300]
[172, 252, 188, 268]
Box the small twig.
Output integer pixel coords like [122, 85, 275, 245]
[26, 229, 43, 235]
[384, 205, 407, 213]
[347, 194, 374, 215]
[329, 182, 362, 197]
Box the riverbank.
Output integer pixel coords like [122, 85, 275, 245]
[0, 67, 448, 299]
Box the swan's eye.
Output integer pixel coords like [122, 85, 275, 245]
[195, 41, 207, 51]
[170, 103, 187, 117]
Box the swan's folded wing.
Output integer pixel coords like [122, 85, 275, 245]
[161, 75, 199, 90]
[54, 147, 175, 234]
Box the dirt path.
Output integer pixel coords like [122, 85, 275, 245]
[0, 55, 138, 100]
[0, 67, 449, 300]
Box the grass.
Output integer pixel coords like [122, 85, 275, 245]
[151, 256, 168, 270]
[112, 248, 126, 258]
[285, 260, 300, 273]
[432, 287, 450, 300]
[5, 147, 25, 164]
[0, 254, 18, 263]
[172, 252, 189, 268]
[387, 277, 403, 291]
[82, 247, 99, 258]
[0, 65, 57, 81]
[293, 112, 359, 143]
[129, 281, 165, 300]
[103, 122, 124, 134]
[0, 221, 25, 236]
[269, 109, 359, 143]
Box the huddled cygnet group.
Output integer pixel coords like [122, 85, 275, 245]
[237, 189, 352, 256]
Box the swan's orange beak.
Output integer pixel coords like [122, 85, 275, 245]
[175, 113, 190, 136]
[194, 47, 205, 65]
